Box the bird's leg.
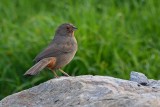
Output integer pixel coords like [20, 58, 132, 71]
[51, 69, 59, 78]
[59, 69, 70, 77]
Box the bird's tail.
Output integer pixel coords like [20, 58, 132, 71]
[24, 57, 55, 76]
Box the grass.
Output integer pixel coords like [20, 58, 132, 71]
[0, 0, 160, 99]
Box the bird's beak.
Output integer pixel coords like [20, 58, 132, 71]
[73, 26, 78, 30]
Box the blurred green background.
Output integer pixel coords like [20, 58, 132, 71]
[0, 0, 160, 99]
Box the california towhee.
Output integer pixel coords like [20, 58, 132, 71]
[24, 23, 78, 77]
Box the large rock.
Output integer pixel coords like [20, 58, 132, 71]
[0, 74, 160, 107]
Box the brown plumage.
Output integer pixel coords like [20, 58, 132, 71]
[24, 23, 78, 77]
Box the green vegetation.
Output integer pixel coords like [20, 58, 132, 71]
[0, 0, 160, 99]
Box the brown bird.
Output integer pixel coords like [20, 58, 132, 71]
[24, 23, 78, 77]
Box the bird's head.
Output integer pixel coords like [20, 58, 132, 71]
[55, 23, 77, 36]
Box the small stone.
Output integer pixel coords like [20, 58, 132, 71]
[130, 71, 149, 86]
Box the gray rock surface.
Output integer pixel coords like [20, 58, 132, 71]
[0, 75, 160, 107]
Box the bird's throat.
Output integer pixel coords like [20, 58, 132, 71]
[71, 31, 74, 36]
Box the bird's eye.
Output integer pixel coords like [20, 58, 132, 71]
[66, 26, 70, 30]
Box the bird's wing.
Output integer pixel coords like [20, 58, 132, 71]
[34, 40, 74, 62]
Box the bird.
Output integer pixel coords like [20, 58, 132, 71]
[24, 23, 78, 78]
